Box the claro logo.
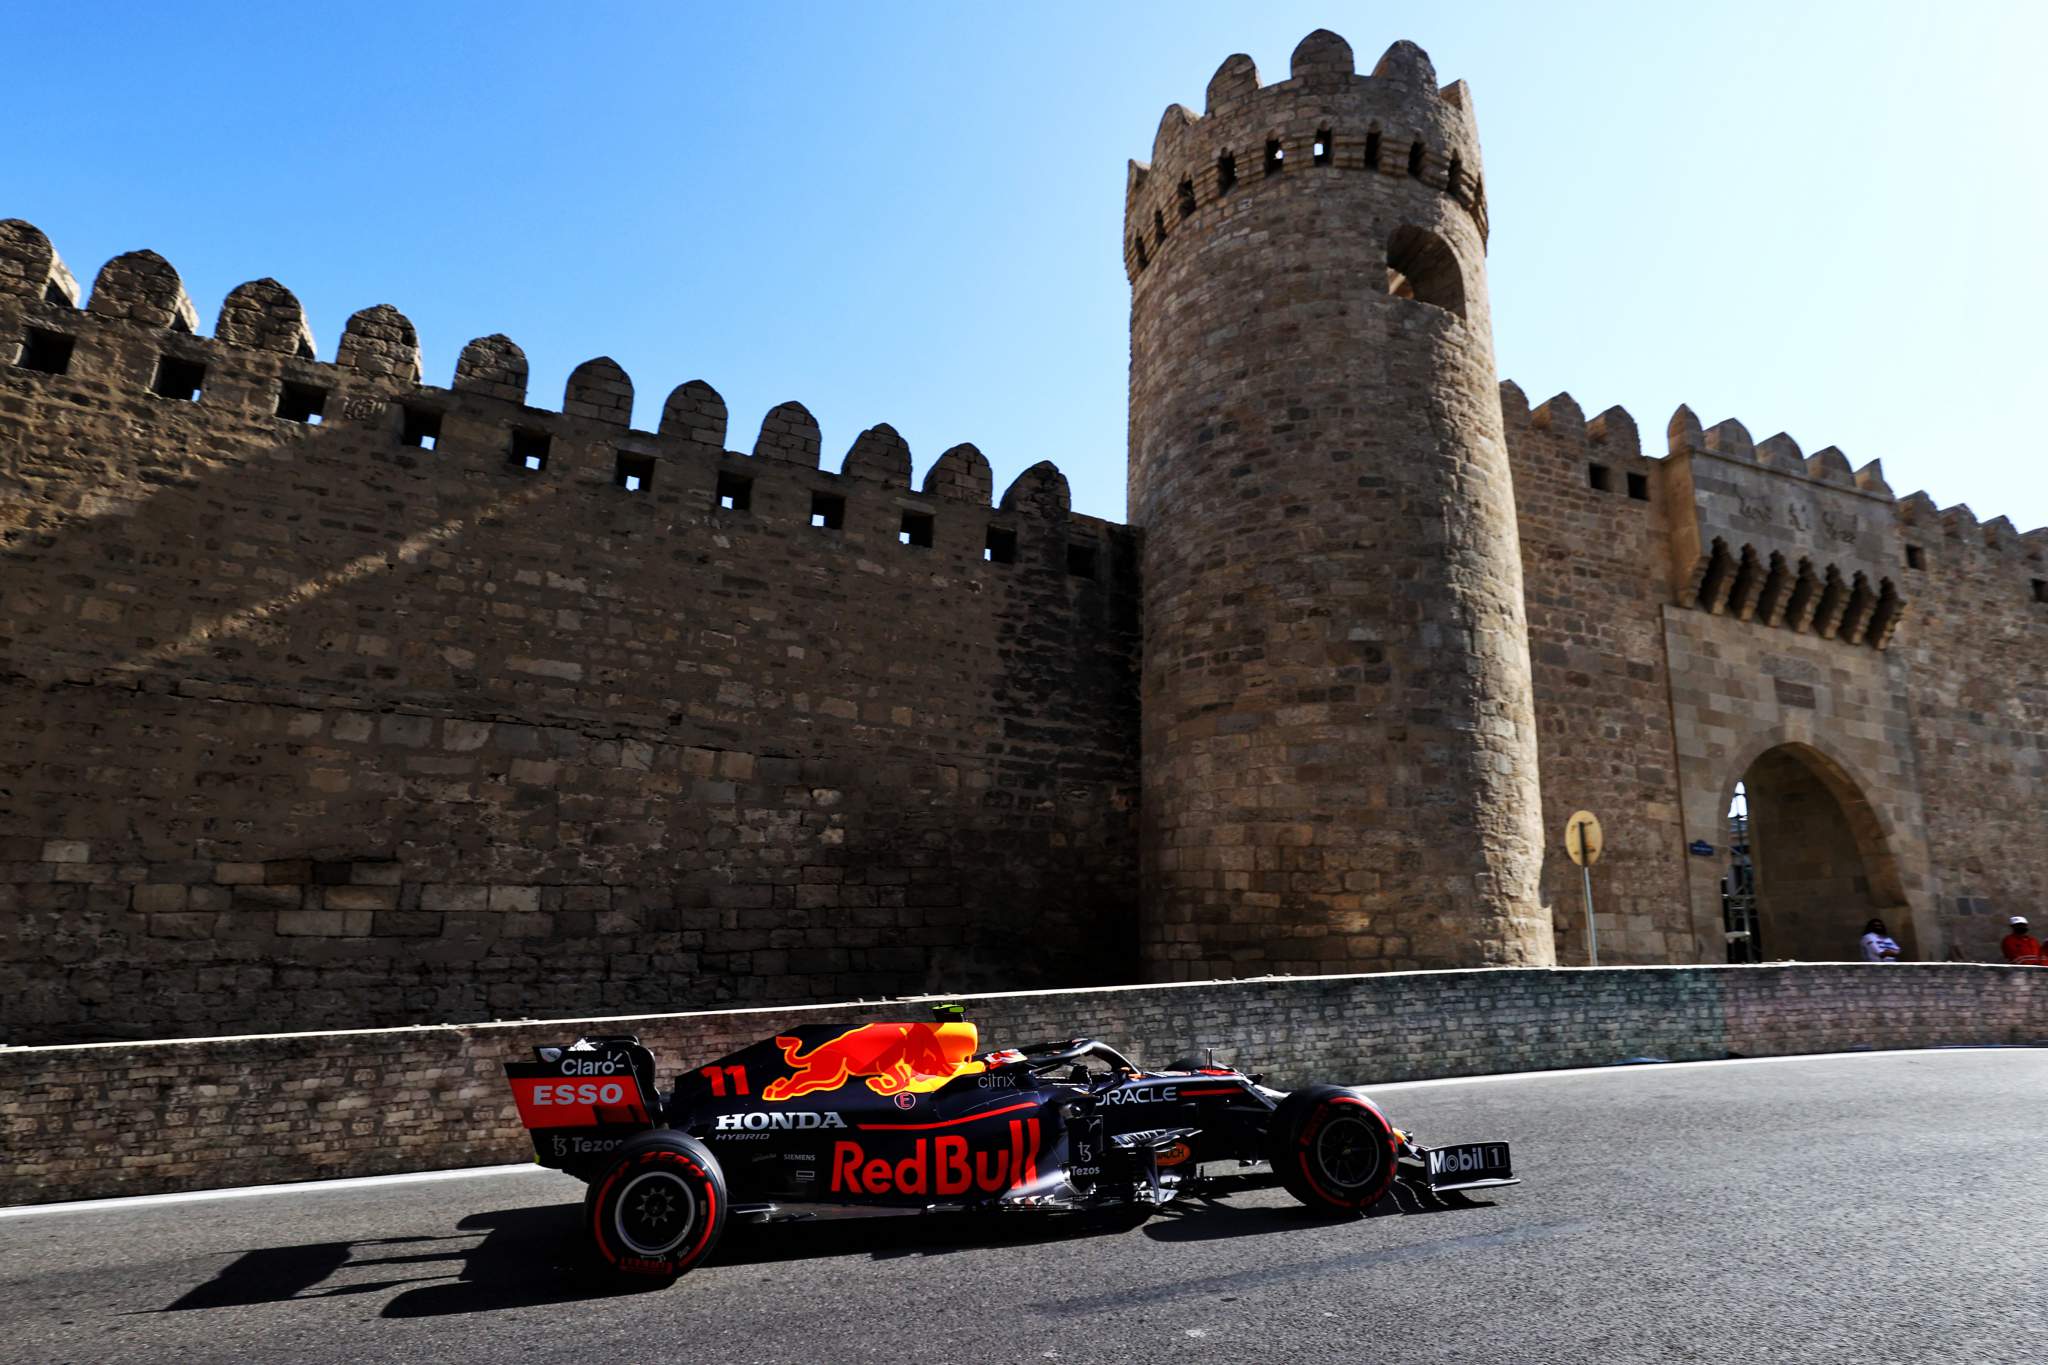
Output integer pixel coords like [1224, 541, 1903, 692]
[560, 1057, 624, 1076]
[529, 1081, 628, 1106]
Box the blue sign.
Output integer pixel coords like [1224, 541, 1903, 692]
[1688, 840, 1716, 857]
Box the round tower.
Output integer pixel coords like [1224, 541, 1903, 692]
[1126, 31, 1551, 977]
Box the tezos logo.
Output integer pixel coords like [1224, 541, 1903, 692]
[714, 1111, 850, 1132]
[552, 1135, 624, 1157]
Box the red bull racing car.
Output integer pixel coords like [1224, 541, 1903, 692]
[504, 1010, 1518, 1281]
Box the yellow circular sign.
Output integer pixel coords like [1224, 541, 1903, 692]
[1565, 810, 1603, 867]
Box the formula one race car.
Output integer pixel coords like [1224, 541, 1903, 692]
[505, 1009, 1518, 1281]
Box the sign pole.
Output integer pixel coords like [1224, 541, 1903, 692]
[1581, 859, 1598, 967]
[1564, 810, 1604, 969]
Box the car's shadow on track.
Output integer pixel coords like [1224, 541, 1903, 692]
[1140, 1182, 1491, 1243]
[155, 1206, 659, 1319]
[155, 1185, 1492, 1319]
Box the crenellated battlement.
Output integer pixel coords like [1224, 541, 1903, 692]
[1121, 32, 1487, 284]
[1498, 378, 2048, 645]
[0, 220, 1120, 569]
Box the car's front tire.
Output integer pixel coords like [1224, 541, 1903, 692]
[587, 1131, 729, 1281]
[1268, 1084, 1398, 1216]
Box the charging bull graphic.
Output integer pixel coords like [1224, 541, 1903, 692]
[760, 1021, 984, 1101]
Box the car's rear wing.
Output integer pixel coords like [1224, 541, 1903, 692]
[503, 1034, 661, 1172]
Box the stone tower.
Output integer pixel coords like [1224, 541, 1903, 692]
[1125, 31, 1551, 976]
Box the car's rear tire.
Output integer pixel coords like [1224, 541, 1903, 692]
[1268, 1084, 1397, 1216]
[587, 1131, 729, 1281]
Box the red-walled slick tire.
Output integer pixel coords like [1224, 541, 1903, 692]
[1269, 1084, 1398, 1216]
[587, 1131, 728, 1281]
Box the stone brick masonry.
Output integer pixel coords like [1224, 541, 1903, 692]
[0, 225, 1139, 1043]
[5, 28, 2048, 1046]
[2, 965, 2041, 1206]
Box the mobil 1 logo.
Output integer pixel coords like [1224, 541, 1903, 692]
[1425, 1142, 1512, 1184]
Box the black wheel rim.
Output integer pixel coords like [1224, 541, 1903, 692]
[614, 1168, 699, 1256]
[1314, 1113, 1386, 1191]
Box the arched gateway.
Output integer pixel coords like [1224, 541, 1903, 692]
[1721, 742, 1911, 962]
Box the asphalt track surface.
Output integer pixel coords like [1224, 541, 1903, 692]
[5, 1049, 2045, 1365]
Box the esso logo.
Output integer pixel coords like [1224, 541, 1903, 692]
[533, 1081, 625, 1107]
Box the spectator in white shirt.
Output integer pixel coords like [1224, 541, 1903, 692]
[1860, 918, 1902, 963]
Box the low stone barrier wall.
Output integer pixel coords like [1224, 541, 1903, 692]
[4, 963, 2043, 1206]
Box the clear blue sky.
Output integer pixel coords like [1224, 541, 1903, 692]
[8, 2, 2044, 528]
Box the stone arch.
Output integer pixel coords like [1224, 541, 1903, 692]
[1385, 225, 1465, 319]
[1717, 737, 1910, 962]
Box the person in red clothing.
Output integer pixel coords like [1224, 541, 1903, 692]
[2001, 916, 2044, 965]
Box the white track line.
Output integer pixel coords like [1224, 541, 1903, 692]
[5, 1047, 2037, 1219]
[0, 1162, 548, 1220]
[1363, 1044, 2039, 1092]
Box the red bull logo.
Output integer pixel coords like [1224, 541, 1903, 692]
[761, 1021, 983, 1101]
[829, 1118, 1041, 1196]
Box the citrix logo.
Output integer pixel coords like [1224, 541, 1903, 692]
[714, 1111, 850, 1132]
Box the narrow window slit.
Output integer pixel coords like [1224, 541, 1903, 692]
[1133, 234, 1148, 269]
[1364, 129, 1382, 171]
[276, 380, 327, 424]
[1066, 543, 1098, 579]
[900, 511, 934, 549]
[15, 328, 73, 375]
[1905, 545, 1924, 570]
[985, 525, 1017, 565]
[1407, 141, 1425, 177]
[810, 491, 844, 530]
[1177, 178, 1197, 219]
[401, 405, 441, 450]
[715, 470, 751, 512]
[615, 452, 654, 492]
[509, 428, 550, 472]
[1313, 129, 1332, 166]
[1626, 471, 1649, 501]
[152, 354, 206, 401]
[1264, 139, 1284, 175]
[1588, 463, 1612, 492]
[1216, 152, 1237, 195]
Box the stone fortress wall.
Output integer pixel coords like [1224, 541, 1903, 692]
[5, 28, 2046, 1046]
[0, 221, 1140, 1043]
